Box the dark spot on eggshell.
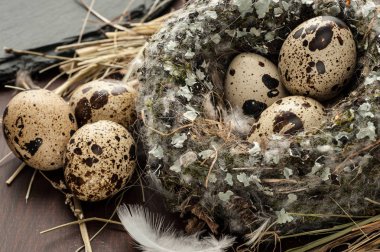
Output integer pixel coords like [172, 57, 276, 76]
[276, 99, 282, 105]
[316, 61, 326, 74]
[129, 144, 136, 160]
[70, 139, 75, 144]
[90, 90, 109, 109]
[347, 67, 351, 71]
[69, 113, 75, 123]
[74, 147, 82, 155]
[305, 24, 319, 34]
[303, 40, 308, 47]
[262, 74, 279, 89]
[308, 62, 315, 67]
[259, 61, 265, 67]
[302, 102, 312, 108]
[14, 136, 19, 144]
[67, 173, 85, 186]
[84, 157, 96, 167]
[273, 111, 304, 135]
[91, 144, 103, 155]
[267, 89, 279, 98]
[229, 69, 236, 76]
[16, 117, 24, 137]
[111, 86, 128, 96]
[306, 66, 312, 73]
[75, 98, 92, 126]
[24, 138, 43, 156]
[293, 28, 304, 39]
[82, 87, 92, 94]
[337, 35, 344, 45]
[242, 100, 267, 119]
[285, 70, 291, 81]
[309, 25, 334, 51]
[115, 136, 120, 142]
[110, 174, 119, 183]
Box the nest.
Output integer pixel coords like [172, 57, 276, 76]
[137, 0, 380, 248]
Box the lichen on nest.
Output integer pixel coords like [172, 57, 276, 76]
[137, 0, 380, 237]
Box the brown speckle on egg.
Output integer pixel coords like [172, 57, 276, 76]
[64, 120, 136, 202]
[224, 53, 287, 118]
[70, 80, 136, 128]
[2, 89, 78, 170]
[248, 96, 326, 143]
[278, 16, 356, 101]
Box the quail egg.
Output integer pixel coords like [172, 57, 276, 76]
[2, 89, 77, 170]
[224, 53, 287, 119]
[69, 79, 136, 128]
[278, 16, 356, 101]
[64, 120, 136, 201]
[248, 96, 326, 142]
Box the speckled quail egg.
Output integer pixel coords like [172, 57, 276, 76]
[2, 89, 77, 170]
[248, 96, 326, 143]
[224, 53, 287, 119]
[69, 79, 136, 128]
[278, 16, 356, 101]
[64, 120, 136, 201]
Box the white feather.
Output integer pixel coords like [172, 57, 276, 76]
[117, 204, 235, 252]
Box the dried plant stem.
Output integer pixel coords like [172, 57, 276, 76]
[54, 64, 98, 96]
[364, 197, 380, 206]
[73, 198, 93, 252]
[25, 169, 37, 203]
[286, 214, 380, 252]
[0, 152, 13, 165]
[40, 217, 122, 234]
[4, 85, 26, 91]
[204, 146, 218, 188]
[6, 163, 26, 185]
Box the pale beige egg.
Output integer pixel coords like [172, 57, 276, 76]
[69, 79, 136, 128]
[64, 120, 136, 201]
[248, 96, 326, 143]
[224, 53, 287, 119]
[2, 89, 77, 170]
[278, 16, 356, 101]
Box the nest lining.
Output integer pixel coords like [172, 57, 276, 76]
[138, 0, 380, 236]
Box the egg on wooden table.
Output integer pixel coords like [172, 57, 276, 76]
[248, 96, 327, 143]
[278, 16, 356, 101]
[69, 79, 136, 128]
[2, 89, 77, 170]
[64, 120, 136, 201]
[224, 53, 287, 119]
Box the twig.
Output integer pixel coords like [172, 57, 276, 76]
[77, 0, 132, 32]
[73, 198, 93, 252]
[286, 214, 380, 252]
[4, 85, 26, 91]
[122, 42, 147, 83]
[40, 217, 122, 234]
[364, 197, 380, 206]
[6, 163, 26, 185]
[0, 152, 13, 166]
[25, 169, 37, 203]
[204, 146, 218, 188]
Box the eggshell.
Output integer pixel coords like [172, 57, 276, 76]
[248, 96, 326, 143]
[278, 16, 356, 101]
[2, 89, 77, 170]
[64, 120, 136, 201]
[69, 80, 136, 128]
[224, 53, 287, 118]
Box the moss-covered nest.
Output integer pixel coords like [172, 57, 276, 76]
[137, 0, 380, 242]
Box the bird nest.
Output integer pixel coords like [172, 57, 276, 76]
[138, 0, 379, 249]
